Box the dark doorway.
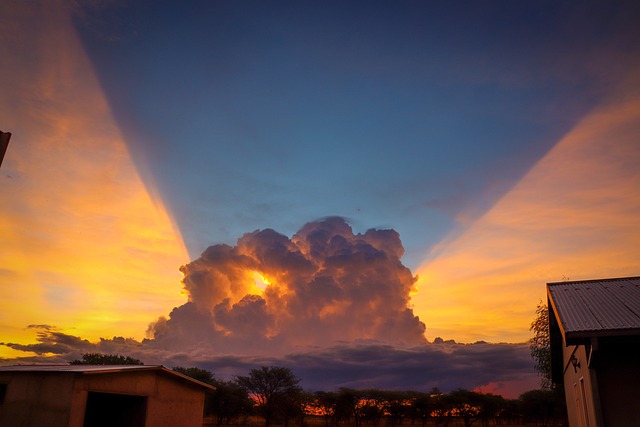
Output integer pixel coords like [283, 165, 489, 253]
[83, 391, 147, 427]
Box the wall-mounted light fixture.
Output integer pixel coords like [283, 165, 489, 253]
[570, 355, 580, 373]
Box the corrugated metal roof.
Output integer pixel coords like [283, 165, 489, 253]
[0, 365, 216, 390]
[547, 276, 640, 342]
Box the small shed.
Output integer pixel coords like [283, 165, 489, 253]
[0, 364, 215, 427]
[547, 276, 640, 427]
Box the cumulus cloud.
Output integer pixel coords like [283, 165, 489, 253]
[0, 218, 539, 397]
[150, 217, 425, 354]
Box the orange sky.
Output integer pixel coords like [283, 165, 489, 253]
[414, 80, 640, 343]
[0, 2, 189, 358]
[2, 1, 640, 360]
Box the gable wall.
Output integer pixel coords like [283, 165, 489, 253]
[0, 370, 207, 427]
[70, 370, 205, 427]
[0, 372, 76, 427]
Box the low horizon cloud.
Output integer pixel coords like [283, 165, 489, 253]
[1, 327, 537, 398]
[1, 217, 539, 398]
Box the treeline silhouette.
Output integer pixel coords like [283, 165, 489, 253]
[176, 366, 565, 427]
[70, 354, 565, 427]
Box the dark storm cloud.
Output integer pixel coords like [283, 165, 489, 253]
[1, 330, 93, 356]
[1, 327, 536, 396]
[278, 341, 536, 392]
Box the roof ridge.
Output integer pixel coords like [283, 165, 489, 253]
[548, 276, 640, 286]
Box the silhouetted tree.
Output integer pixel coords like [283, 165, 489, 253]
[408, 391, 432, 427]
[477, 393, 506, 427]
[378, 390, 412, 427]
[500, 398, 522, 425]
[209, 380, 253, 425]
[448, 389, 483, 427]
[236, 366, 302, 427]
[312, 391, 339, 427]
[172, 366, 216, 384]
[519, 389, 565, 427]
[356, 390, 385, 427]
[430, 389, 452, 427]
[70, 353, 143, 365]
[530, 301, 552, 390]
[279, 390, 312, 427]
[335, 388, 359, 426]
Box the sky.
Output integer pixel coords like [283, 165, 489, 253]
[1, 0, 640, 398]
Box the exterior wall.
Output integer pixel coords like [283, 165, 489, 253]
[0, 372, 75, 427]
[0, 370, 207, 427]
[72, 370, 205, 427]
[561, 344, 600, 427]
[145, 373, 205, 426]
[562, 337, 640, 427]
[594, 337, 640, 427]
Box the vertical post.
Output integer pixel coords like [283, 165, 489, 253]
[0, 131, 11, 168]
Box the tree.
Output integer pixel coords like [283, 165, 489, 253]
[476, 393, 506, 427]
[279, 390, 312, 427]
[70, 353, 143, 365]
[354, 390, 385, 427]
[334, 388, 359, 426]
[379, 390, 412, 427]
[236, 366, 303, 427]
[312, 391, 338, 427]
[519, 389, 565, 427]
[408, 391, 432, 427]
[209, 380, 253, 425]
[430, 389, 452, 426]
[448, 389, 483, 427]
[172, 366, 216, 385]
[529, 301, 552, 390]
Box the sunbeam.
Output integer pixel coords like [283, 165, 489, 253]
[0, 1, 188, 357]
[414, 83, 640, 343]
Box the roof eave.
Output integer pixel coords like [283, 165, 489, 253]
[564, 327, 640, 345]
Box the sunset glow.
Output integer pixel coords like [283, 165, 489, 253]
[2, 0, 639, 399]
[414, 86, 640, 343]
[252, 272, 271, 293]
[0, 2, 188, 357]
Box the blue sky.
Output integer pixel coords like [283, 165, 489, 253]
[2, 0, 640, 397]
[72, 0, 623, 268]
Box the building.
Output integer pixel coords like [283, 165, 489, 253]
[0, 365, 215, 427]
[547, 276, 640, 427]
[0, 130, 10, 167]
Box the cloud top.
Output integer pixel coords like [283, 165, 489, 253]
[150, 217, 425, 354]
